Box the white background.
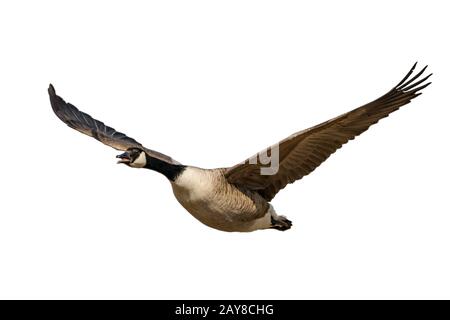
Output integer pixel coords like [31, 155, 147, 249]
[0, 1, 449, 299]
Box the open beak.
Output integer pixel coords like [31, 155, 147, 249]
[116, 152, 131, 164]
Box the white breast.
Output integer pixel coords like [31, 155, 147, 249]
[172, 167, 235, 229]
[173, 167, 215, 201]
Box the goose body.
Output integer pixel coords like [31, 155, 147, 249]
[171, 167, 280, 232]
[48, 63, 431, 232]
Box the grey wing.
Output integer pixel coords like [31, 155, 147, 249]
[225, 63, 432, 201]
[48, 84, 180, 164]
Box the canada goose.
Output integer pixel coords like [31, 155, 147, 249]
[49, 63, 431, 232]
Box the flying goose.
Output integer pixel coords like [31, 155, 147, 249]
[49, 63, 431, 232]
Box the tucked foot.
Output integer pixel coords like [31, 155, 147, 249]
[271, 215, 292, 231]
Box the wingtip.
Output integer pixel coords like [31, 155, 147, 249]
[422, 81, 432, 90]
[48, 83, 56, 96]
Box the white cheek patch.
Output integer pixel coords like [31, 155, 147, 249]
[130, 152, 147, 168]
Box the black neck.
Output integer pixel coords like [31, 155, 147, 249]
[144, 154, 186, 181]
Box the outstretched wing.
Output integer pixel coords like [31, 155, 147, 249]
[48, 84, 180, 164]
[225, 63, 432, 201]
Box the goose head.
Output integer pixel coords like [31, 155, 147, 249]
[116, 148, 147, 168]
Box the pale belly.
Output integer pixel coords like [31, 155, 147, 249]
[170, 167, 271, 232]
[172, 189, 272, 232]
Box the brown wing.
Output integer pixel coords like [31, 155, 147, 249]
[225, 63, 432, 201]
[48, 84, 180, 164]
